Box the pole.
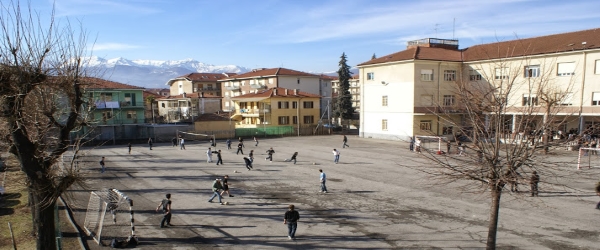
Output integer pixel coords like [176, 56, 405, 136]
[577, 147, 582, 170]
[328, 100, 331, 134]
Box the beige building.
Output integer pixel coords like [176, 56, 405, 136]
[358, 28, 600, 140]
[332, 74, 361, 112]
[219, 68, 321, 112]
[166, 73, 235, 99]
[229, 87, 321, 129]
[157, 92, 222, 123]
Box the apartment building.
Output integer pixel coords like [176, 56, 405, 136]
[157, 92, 221, 123]
[332, 74, 361, 112]
[229, 87, 321, 129]
[166, 73, 235, 99]
[219, 68, 321, 112]
[358, 28, 600, 140]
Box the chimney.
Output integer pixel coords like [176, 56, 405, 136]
[183, 92, 187, 98]
[273, 88, 277, 95]
[285, 89, 288, 95]
[294, 89, 298, 95]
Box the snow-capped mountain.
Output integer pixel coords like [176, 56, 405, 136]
[85, 56, 251, 88]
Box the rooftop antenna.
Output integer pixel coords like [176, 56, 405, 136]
[452, 18, 456, 39]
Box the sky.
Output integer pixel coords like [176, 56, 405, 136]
[25, 0, 600, 73]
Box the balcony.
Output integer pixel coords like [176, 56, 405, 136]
[226, 85, 241, 91]
[93, 101, 145, 109]
[237, 108, 270, 117]
[250, 83, 266, 89]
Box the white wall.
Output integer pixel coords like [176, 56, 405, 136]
[277, 76, 321, 95]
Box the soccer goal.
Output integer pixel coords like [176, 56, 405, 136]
[415, 135, 444, 154]
[577, 147, 599, 170]
[178, 131, 215, 144]
[84, 188, 136, 246]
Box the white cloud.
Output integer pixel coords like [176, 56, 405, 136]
[257, 0, 600, 45]
[92, 43, 142, 51]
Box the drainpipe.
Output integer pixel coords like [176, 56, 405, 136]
[578, 51, 587, 133]
[437, 62, 441, 135]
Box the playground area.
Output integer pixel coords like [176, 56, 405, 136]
[61, 135, 600, 249]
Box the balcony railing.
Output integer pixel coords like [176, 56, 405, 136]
[225, 86, 241, 91]
[237, 108, 270, 115]
[249, 84, 266, 89]
[93, 101, 145, 109]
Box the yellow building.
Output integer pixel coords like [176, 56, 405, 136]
[230, 87, 321, 129]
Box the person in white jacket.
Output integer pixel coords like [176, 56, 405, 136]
[206, 147, 213, 163]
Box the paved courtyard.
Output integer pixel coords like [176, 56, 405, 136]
[64, 135, 600, 249]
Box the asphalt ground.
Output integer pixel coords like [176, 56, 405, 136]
[62, 135, 600, 249]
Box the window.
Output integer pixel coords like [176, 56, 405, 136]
[524, 65, 540, 78]
[278, 116, 290, 125]
[126, 111, 137, 119]
[557, 62, 575, 76]
[367, 72, 375, 80]
[225, 102, 230, 107]
[495, 68, 509, 80]
[297, 78, 301, 84]
[469, 70, 482, 81]
[102, 111, 112, 121]
[382, 96, 388, 106]
[124, 93, 136, 106]
[303, 101, 314, 109]
[443, 126, 453, 135]
[100, 93, 113, 101]
[443, 70, 456, 81]
[592, 92, 600, 106]
[522, 94, 538, 106]
[293, 116, 298, 125]
[595, 60, 600, 74]
[443, 95, 455, 106]
[303, 116, 314, 124]
[420, 120, 432, 131]
[557, 92, 573, 106]
[292, 101, 298, 109]
[421, 69, 434, 81]
[421, 95, 433, 106]
[278, 101, 289, 109]
[161, 103, 165, 108]
[382, 119, 388, 131]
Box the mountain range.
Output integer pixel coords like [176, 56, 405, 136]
[85, 56, 251, 88]
[85, 56, 357, 89]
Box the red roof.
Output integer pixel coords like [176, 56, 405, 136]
[84, 77, 144, 89]
[143, 90, 161, 99]
[159, 92, 221, 99]
[359, 28, 600, 66]
[232, 87, 321, 99]
[462, 28, 600, 61]
[175, 73, 232, 82]
[221, 68, 319, 80]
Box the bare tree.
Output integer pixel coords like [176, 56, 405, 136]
[414, 40, 577, 249]
[0, 2, 92, 249]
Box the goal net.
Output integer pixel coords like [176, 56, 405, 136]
[577, 147, 600, 170]
[415, 135, 443, 153]
[84, 188, 136, 246]
[178, 131, 215, 145]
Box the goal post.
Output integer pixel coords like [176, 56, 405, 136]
[177, 130, 215, 144]
[415, 135, 444, 154]
[577, 147, 597, 170]
[84, 188, 136, 246]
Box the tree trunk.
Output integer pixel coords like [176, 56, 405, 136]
[32, 190, 56, 250]
[486, 185, 502, 250]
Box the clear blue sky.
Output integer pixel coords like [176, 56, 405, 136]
[28, 0, 600, 73]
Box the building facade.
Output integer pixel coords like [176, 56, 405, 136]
[84, 78, 146, 125]
[358, 28, 600, 140]
[332, 74, 361, 112]
[157, 92, 222, 123]
[166, 73, 235, 100]
[230, 87, 321, 129]
[219, 68, 321, 112]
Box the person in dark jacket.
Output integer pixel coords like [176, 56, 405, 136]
[213, 150, 223, 165]
[285, 152, 298, 164]
[530, 171, 540, 197]
[283, 204, 300, 240]
[156, 193, 172, 228]
[236, 142, 244, 155]
[266, 147, 275, 162]
[243, 157, 253, 170]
